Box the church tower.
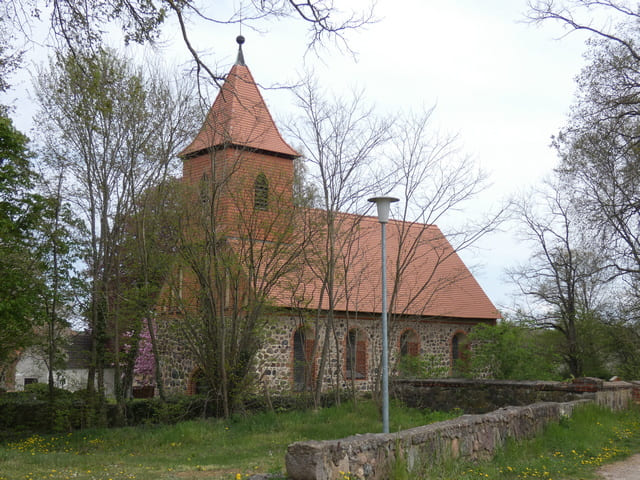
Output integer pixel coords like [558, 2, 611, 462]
[179, 36, 299, 228]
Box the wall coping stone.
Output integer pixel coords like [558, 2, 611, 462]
[393, 377, 633, 392]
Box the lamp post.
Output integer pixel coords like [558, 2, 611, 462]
[368, 196, 398, 434]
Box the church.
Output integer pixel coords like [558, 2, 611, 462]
[152, 37, 500, 397]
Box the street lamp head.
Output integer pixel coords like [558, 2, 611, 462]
[368, 196, 399, 224]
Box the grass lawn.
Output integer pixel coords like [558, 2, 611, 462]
[0, 400, 454, 480]
[1, 401, 639, 480]
[420, 404, 640, 480]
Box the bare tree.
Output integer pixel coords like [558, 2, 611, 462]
[285, 75, 392, 405]
[507, 178, 613, 377]
[527, 0, 640, 60]
[387, 107, 502, 321]
[285, 85, 504, 406]
[165, 146, 310, 418]
[4, 0, 375, 86]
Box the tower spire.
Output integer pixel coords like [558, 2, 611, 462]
[236, 35, 246, 66]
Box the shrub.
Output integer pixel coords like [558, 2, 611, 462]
[396, 354, 449, 379]
[467, 321, 561, 380]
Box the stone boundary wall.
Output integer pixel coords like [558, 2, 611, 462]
[285, 378, 635, 480]
[285, 400, 591, 480]
[392, 377, 634, 413]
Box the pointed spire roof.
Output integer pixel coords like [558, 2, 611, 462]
[179, 37, 299, 159]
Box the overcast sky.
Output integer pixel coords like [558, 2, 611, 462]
[3, 0, 594, 312]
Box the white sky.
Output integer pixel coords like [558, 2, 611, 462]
[3, 0, 593, 313]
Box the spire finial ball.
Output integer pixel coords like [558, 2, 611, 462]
[236, 35, 245, 45]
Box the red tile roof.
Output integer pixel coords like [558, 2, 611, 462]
[271, 211, 499, 320]
[180, 52, 499, 322]
[179, 63, 299, 159]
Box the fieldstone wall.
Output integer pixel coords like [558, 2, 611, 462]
[256, 315, 484, 394]
[155, 310, 486, 395]
[392, 377, 633, 413]
[285, 400, 591, 480]
[154, 313, 198, 394]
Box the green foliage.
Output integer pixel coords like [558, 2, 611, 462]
[466, 321, 561, 380]
[35, 48, 200, 408]
[602, 318, 640, 380]
[0, 384, 85, 435]
[396, 353, 449, 379]
[419, 404, 640, 480]
[0, 112, 48, 366]
[0, 399, 457, 479]
[390, 439, 409, 480]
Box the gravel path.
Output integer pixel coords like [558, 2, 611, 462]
[596, 453, 640, 479]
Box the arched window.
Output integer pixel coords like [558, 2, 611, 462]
[345, 329, 367, 380]
[451, 332, 470, 375]
[254, 173, 269, 210]
[293, 328, 314, 391]
[399, 329, 420, 358]
[187, 368, 209, 396]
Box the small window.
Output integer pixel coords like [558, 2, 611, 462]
[452, 332, 470, 375]
[345, 329, 367, 380]
[188, 368, 209, 396]
[254, 173, 269, 210]
[293, 328, 314, 391]
[24, 378, 38, 386]
[400, 329, 420, 358]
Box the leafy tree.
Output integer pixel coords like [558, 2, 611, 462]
[552, 35, 640, 279]
[35, 168, 82, 407]
[529, 1, 640, 379]
[466, 320, 561, 380]
[34, 49, 199, 421]
[592, 294, 640, 380]
[0, 112, 46, 370]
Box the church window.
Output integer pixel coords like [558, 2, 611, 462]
[345, 328, 367, 380]
[451, 331, 470, 375]
[399, 329, 420, 358]
[187, 368, 209, 396]
[254, 173, 269, 210]
[293, 328, 314, 391]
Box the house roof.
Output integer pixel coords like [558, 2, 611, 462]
[179, 37, 299, 159]
[271, 211, 500, 320]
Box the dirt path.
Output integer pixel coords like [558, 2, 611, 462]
[596, 453, 640, 479]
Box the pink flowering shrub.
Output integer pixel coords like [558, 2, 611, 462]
[133, 322, 156, 386]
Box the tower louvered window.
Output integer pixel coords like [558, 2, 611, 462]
[254, 173, 269, 210]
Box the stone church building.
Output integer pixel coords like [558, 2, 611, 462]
[153, 37, 500, 397]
